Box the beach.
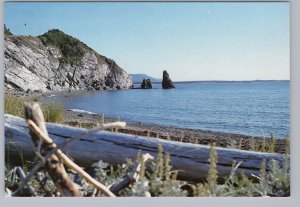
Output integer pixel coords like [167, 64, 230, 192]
[5, 89, 288, 154]
[63, 109, 287, 154]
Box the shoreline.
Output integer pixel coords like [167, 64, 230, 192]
[63, 109, 287, 154]
[5, 90, 287, 154]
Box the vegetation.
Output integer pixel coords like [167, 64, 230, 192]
[4, 94, 64, 123]
[4, 24, 13, 35]
[225, 134, 288, 154]
[4, 94, 25, 117]
[38, 29, 92, 65]
[4, 95, 290, 197]
[5, 143, 290, 197]
[42, 101, 64, 123]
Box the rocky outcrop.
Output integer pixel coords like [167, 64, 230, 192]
[141, 79, 152, 89]
[130, 74, 161, 84]
[4, 31, 132, 93]
[162, 70, 175, 89]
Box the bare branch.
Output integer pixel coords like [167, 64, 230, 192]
[24, 102, 81, 197]
[13, 167, 38, 196]
[27, 116, 116, 197]
[110, 153, 154, 194]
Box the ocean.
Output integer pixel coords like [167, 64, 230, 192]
[46, 81, 290, 139]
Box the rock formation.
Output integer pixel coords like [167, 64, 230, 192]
[141, 79, 152, 89]
[162, 70, 175, 89]
[130, 74, 161, 84]
[4, 29, 132, 93]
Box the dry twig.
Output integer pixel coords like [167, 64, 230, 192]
[24, 103, 81, 196]
[14, 167, 38, 196]
[26, 109, 121, 197]
[109, 153, 154, 194]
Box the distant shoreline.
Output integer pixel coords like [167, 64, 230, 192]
[133, 80, 290, 84]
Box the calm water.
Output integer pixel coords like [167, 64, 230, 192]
[47, 81, 290, 139]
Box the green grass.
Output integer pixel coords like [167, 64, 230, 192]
[5, 94, 64, 124]
[4, 94, 25, 117]
[42, 101, 64, 123]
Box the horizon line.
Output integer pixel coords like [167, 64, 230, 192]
[173, 79, 290, 82]
[132, 79, 290, 83]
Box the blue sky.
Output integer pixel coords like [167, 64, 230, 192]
[4, 2, 290, 81]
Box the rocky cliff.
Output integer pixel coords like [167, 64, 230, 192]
[4, 29, 132, 93]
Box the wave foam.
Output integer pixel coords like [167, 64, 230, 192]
[67, 109, 97, 115]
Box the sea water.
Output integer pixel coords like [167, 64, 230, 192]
[46, 81, 289, 139]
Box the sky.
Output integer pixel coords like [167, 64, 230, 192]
[4, 2, 290, 81]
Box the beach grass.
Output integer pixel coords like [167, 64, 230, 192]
[42, 101, 64, 123]
[4, 94, 64, 123]
[4, 94, 25, 117]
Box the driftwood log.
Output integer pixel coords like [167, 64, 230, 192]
[5, 114, 288, 181]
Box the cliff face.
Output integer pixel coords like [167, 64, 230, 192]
[4, 31, 132, 93]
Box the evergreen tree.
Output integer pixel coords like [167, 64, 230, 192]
[4, 24, 13, 35]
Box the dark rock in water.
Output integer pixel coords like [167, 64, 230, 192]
[141, 79, 152, 89]
[162, 70, 175, 89]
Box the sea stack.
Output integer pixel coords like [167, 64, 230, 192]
[162, 70, 175, 89]
[141, 79, 152, 89]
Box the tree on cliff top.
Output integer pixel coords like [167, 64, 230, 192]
[4, 24, 13, 35]
[38, 29, 93, 65]
[37, 29, 124, 75]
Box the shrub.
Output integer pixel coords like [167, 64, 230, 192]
[38, 29, 92, 65]
[4, 24, 13, 35]
[5, 142, 290, 197]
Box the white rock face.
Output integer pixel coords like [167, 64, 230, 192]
[4, 35, 132, 92]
